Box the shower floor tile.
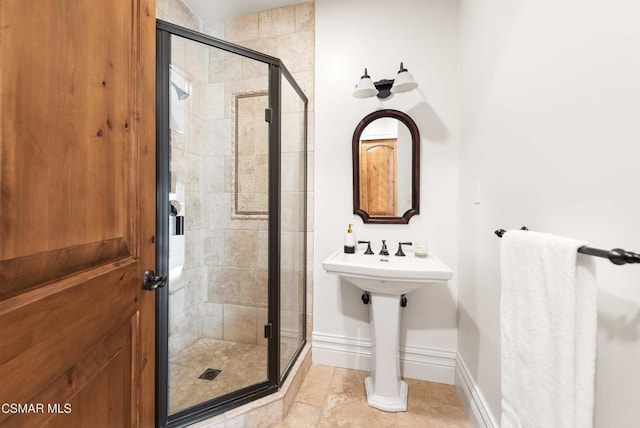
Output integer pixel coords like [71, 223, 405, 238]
[169, 338, 267, 415]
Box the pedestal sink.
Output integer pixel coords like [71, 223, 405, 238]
[322, 250, 453, 412]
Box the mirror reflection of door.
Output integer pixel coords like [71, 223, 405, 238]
[352, 109, 419, 224]
[359, 139, 397, 216]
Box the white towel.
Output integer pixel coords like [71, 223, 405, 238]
[500, 230, 597, 428]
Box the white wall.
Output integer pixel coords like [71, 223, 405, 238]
[314, 0, 460, 382]
[457, 0, 640, 426]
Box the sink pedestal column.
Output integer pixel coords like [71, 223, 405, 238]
[364, 292, 408, 412]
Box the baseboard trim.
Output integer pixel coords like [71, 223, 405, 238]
[311, 332, 456, 384]
[455, 354, 497, 428]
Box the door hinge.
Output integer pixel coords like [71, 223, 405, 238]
[264, 323, 273, 339]
[264, 108, 273, 123]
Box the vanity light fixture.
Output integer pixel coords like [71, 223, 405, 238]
[353, 62, 418, 99]
[353, 68, 378, 98]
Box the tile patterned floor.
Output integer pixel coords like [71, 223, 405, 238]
[275, 365, 469, 428]
[169, 337, 302, 415]
[169, 339, 268, 414]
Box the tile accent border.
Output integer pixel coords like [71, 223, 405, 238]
[454, 353, 497, 428]
[232, 90, 270, 219]
[311, 332, 456, 385]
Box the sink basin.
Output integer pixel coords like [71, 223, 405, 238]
[322, 250, 452, 295]
[322, 249, 453, 412]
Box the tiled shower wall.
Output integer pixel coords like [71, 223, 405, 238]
[158, 1, 315, 359]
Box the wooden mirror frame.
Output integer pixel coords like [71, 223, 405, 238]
[352, 109, 420, 224]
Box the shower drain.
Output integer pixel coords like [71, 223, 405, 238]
[198, 368, 222, 381]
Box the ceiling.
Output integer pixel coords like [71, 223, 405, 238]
[182, 0, 310, 22]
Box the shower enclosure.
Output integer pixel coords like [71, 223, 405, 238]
[155, 21, 307, 427]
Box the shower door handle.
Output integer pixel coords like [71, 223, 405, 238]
[142, 270, 167, 291]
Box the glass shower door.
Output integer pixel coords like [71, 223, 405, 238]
[160, 29, 272, 418]
[156, 20, 308, 427]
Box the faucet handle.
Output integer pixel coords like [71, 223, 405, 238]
[358, 240, 374, 255]
[395, 242, 413, 257]
[379, 240, 389, 256]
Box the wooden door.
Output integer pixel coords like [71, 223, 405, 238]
[359, 139, 397, 216]
[0, 1, 156, 427]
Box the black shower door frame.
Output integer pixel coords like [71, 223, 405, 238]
[155, 20, 307, 428]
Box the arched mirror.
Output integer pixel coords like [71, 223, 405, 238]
[352, 109, 420, 224]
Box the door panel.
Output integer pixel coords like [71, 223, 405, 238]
[0, 0, 156, 426]
[2, 312, 135, 427]
[359, 139, 397, 216]
[1, 0, 136, 299]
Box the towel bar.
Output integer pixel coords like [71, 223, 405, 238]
[495, 227, 640, 265]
